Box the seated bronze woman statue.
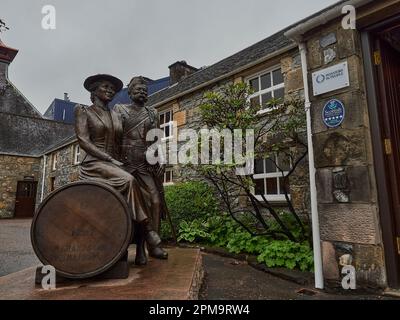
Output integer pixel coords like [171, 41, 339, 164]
[75, 74, 163, 264]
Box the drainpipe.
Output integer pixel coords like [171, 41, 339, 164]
[299, 42, 324, 289]
[40, 155, 47, 202]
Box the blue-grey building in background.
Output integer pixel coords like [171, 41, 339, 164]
[44, 76, 171, 124]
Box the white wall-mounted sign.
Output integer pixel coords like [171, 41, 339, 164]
[312, 62, 350, 96]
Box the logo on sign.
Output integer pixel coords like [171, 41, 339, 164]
[322, 99, 345, 128]
[312, 62, 350, 96]
[316, 74, 325, 84]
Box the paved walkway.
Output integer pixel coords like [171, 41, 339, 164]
[0, 219, 40, 277]
[0, 219, 397, 300]
[199, 253, 393, 300]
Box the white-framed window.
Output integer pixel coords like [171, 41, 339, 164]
[159, 109, 174, 139]
[253, 153, 291, 202]
[247, 66, 285, 113]
[73, 144, 81, 165]
[163, 167, 174, 186]
[51, 153, 58, 171]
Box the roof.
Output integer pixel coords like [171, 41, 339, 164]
[110, 76, 170, 107]
[44, 98, 84, 124]
[284, 0, 373, 40]
[0, 111, 75, 157]
[43, 133, 77, 154]
[147, 28, 296, 107]
[0, 39, 18, 63]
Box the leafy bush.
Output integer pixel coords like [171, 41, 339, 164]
[161, 181, 220, 240]
[257, 241, 314, 271]
[176, 213, 314, 272]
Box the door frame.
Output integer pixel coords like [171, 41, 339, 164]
[361, 14, 400, 288]
[14, 180, 38, 219]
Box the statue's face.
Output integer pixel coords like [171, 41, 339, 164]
[94, 81, 116, 103]
[129, 83, 148, 104]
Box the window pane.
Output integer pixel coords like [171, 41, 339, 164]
[272, 69, 284, 85]
[265, 157, 276, 173]
[166, 111, 171, 123]
[254, 159, 264, 174]
[274, 88, 285, 100]
[160, 114, 165, 125]
[266, 178, 278, 195]
[250, 97, 260, 108]
[254, 179, 265, 195]
[279, 177, 290, 195]
[260, 73, 271, 90]
[165, 125, 170, 137]
[261, 92, 273, 107]
[249, 78, 259, 92]
[170, 112, 174, 121]
[165, 170, 172, 183]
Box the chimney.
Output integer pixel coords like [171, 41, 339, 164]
[168, 61, 198, 85]
[64, 93, 70, 101]
[0, 38, 18, 89]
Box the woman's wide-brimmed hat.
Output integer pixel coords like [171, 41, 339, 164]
[84, 74, 124, 92]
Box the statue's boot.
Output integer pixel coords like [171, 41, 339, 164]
[149, 246, 168, 260]
[143, 222, 168, 260]
[134, 225, 148, 265]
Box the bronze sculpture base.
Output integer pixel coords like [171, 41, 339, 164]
[34, 252, 130, 285]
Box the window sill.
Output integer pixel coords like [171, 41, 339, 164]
[254, 194, 291, 203]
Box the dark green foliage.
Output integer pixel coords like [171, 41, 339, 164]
[176, 213, 314, 272]
[160, 181, 220, 240]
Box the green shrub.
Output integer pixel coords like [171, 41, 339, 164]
[161, 181, 220, 240]
[175, 213, 314, 272]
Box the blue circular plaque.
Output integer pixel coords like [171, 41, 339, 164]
[322, 99, 345, 128]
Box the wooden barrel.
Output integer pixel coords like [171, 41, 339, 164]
[31, 181, 132, 279]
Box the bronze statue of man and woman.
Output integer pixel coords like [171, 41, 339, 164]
[74, 74, 168, 265]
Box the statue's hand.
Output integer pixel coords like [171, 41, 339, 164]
[111, 159, 124, 167]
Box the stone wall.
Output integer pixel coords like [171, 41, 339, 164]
[156, 49, 310, 215]
[0, 155, 41, 218]
[304, 21, 385, 287]
[37, 142, 81, 206]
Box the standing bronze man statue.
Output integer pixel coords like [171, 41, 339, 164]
[115, 76, 168, 265]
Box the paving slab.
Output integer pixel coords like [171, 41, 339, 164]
[0, 247, 203, 300]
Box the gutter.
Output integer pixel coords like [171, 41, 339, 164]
[299, 42, 324, 289]
[40, 155, 47, 202]
[284, 0, 374, 41]
[149, 43, 297, 109]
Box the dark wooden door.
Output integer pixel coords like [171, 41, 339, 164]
[375, 33, 400, 255]
[14, 181, 38, 218]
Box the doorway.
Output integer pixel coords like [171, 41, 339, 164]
[362, 14, 400, 288]
[14, 181, 38, 218]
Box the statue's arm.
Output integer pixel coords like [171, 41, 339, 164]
[74, 105, 113, 162]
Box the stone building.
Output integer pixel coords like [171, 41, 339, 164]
[0, 39, 74, 218]
[284, 0, 400, 288]
[2, 0, 400, 290]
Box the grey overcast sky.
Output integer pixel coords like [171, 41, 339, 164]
[1, 0, 338, 114]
